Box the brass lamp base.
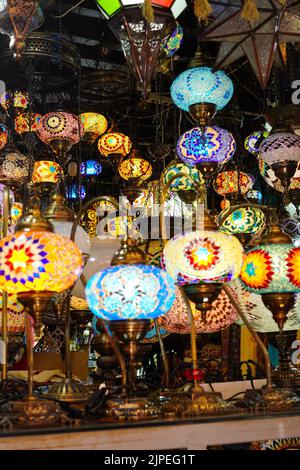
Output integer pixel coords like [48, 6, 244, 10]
[260, 387, 300, 410]
[18, 292, 54, 335]
[177, 190, 198, 204]
[104, 397, 160, 421]
[261, 292, 297, 330]
[182, 283, 222, 312]
[109, 319, 151, 361]
[267, 331, 300, 390]
[195, 161, 219, 182]
[189, 103, 217, 127]
[46, 378, 90, 403]
[50, 140, 72, 159]
[4, 397, 70, 427]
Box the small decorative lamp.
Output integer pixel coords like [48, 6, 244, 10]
[98, 131, 132, 165]
[171, 66, 234, 126]
[0, 0, 44, 58]
[1, 90, 28, 113]
[258, 132, 300, 194]
[161, 21, 183, 58]
[67, 184, 86, 200]
[177, 126, 235, 176]
[36, 112, 83, 163]
[118, 153, 152, 185]
[80, 112, 108, 143]
[79, 199, 117, 239]
[240, 212, 300, 330]
[80, 160, 102, 177]
[218, 206, 266, 245]
[162, 160, 204, 203]
[214, 170, 254, 199]
[0, 123, 8, 150]
[0, 143, 34, 187]
[15, 112, 41, 134]
[157, 287, 238, 334]
[245, 131, 264, 155]
[31, 160, 63, 184]
[280, 204, 300, 247]
[246, 189, 263, 205]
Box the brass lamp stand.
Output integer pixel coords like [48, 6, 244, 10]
[1, 187, 11, 382]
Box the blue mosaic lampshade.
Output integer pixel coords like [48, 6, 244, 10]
[67, 184, 86, 200]
[85, 264, 175, 321]
[171, 67, 234, 112]
[80, 160, 102, 176]
[177, 126, 235, 166]
[246, 190, 263, 204]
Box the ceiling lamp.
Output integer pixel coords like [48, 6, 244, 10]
[258, 132, 300, 194]
[80, 160, 102, 177]
[218, 206, 266, 246]
[162, 160, 204, 203]
[0, 0, 44, 58]
[214, 170, 254, 198]
[0, 143, 34, 188]
[31, 160, 63, 184]
[244, 131, 265, 155]
[240, 217, 300, 330]
[177, 126, 235, 172]
[80, 112, 108, 144]
[36, 112, 83, 163]
[171, 66, 234, 126]
[0, 123, 8, 150]
[15, 112, 41, 135]
[161, 21, 183, 58]
[157, 287, 237, 334]
[96, 0, 187, 95]
[118, 154, 152, 185]
[98, 131, 132, 165]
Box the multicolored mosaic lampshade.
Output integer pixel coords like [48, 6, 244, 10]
[1, 91, 28, 112]
[98, 132, 132, 158]
[0, 293, 25, 334]
[95, 0, 187, 19]
[162, 21, 183, 58]
[80, 112, 108, 142]
[106, 216, 141, 239]
[80, 160, 102, 177]
[0, 230, 83, 294]
[67, 184, 86, 200]
[36, 112, 83, 154]
[214, 171, 255, 197]
[85, 263, 175, 321]
[171, 66, 234, 113]
[177, 126, 236, 166]
[240, 244, 300, 294]
[80, 199, 117, 239]
[162, 160, 204, 192]
[163, 230, 244, 285]
[0, 123, 8, 150]
[244, 131, 263, 155]
[246, 190, 263, 204]
[280, 204, 300, 247]
[157, 287, 238, 334]
[218, 206, 266, 237]
[15, 112, 42, 134]
[118, 157, 152, 182]
[0, 149, 33, 185]
[31, 161, 63, 184]
[10, 201, 23, 225]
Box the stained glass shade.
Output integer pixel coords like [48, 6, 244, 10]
[98, 132, 132, 158]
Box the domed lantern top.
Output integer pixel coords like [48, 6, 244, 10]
[36, 112, 83, 157]
[177, 126, 236, 167]
[98, 132, 132, 158]
[85, 263, 175, 321]
[171, 66, 234, 114]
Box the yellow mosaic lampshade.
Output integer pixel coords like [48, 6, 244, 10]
[80, 112, 108, 142]
[98, 132, 132, 158]
[0, 230, 83, 294]
[0, 293, 25, 334]
[31, 161, 63, 184]
[118, 157, 152, 182]
[15, 112, 42, 134]
[10, 202, 23, 225]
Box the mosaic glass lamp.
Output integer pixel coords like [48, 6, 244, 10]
[1, 90, 28, 113]
[0, 293, 25, 334]
[157, 286, 238, 334]
[0, 144, 34, 186]
[218, 206, 266, 245]
[86, 263, 175, 321]
[15, 112, 41, 134]
[171, 66, 234, 125]
[162, 21, 183, 58]
[0, 123, 8, 150]
[31, 161, 63, 184]
[214, 170, 255, 198]
[36, 112, 83, 159]
[162, 160, 204, 203]
[246, 189, 263, 204]
[67, 184, 86, 200]
[258, 132, 300, 193]
[118, 155, 152, 184]
[177, 126, 236, 168]
[80, 160, 102, 177]
[245, 131, 264, 155]
[98, 131, 132, 161]
[10, 201, 23, 225]
[80, 112, 108, 143]
[280, 204, 300, 247]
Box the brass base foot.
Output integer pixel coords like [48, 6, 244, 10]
[237, 387, 300, 410]
[272, 365, 300, 390]
[46, 378, 90, 403]
[5, 398, 69, 427]
[104, 397, 160, 421]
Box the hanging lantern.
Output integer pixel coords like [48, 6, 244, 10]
[36, 112, 83, 161]
[86, 263, 175, 321]
[171, 66, 234, 126]
[157, 287, 238, 334]
[1, 90, 28, 113]
[161, 21, 183, 58]
[80, 160, 102, 177]
[79, 199, 117, 239]
[162, 160, 204, 203]
[214, 170, 254, 198]
[67, 184, 86, 200]
[177, 126, 236, 168]
[218, 206, 266, 245]
[31, 161, 63, 184]
[244, 131, 264, 155]
[118, 155, 152, 184]
[80, 112, 108, 143]
[98, 131, 132, 161]
[106, 216, 141, 239]
[246, 189, 263, 204]
[96, 0, 188, 95]
[0, 144, 33, 186]
[15, 112, 41, 134]
[0, 123, 8, 150]
[0, 0, 44, 58]
[258, 132, 300, 193]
